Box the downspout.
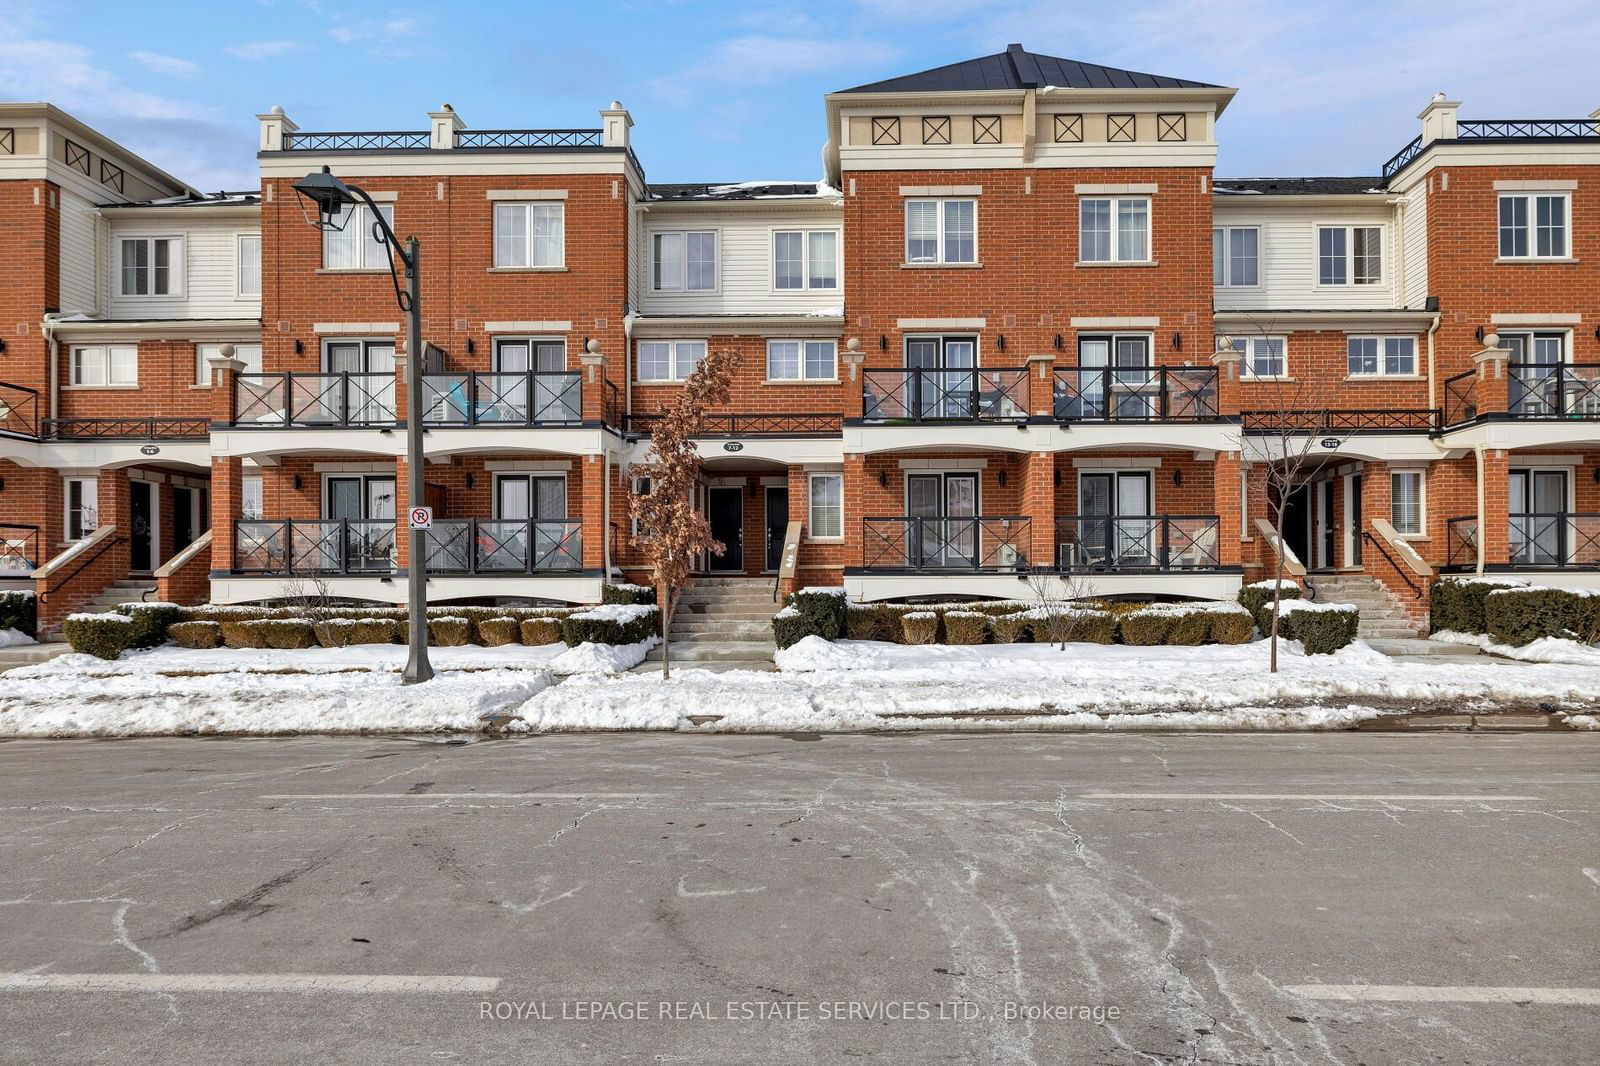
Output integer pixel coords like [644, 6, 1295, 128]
[1474, 442, 1486, 577]
[602, 446, 612, 577]
[41, 313, 61, 424]
[1425, 311, 1441, 413]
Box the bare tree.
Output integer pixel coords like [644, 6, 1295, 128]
[1224, 315, 1357, 671]
[280, 576, 339, 623]
[626, 347, 740, 679]
[1019, 566, 1099, 650]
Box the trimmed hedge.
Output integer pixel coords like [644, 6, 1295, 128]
[1209, 610, 1255, 645]
[255, 619, 316, 650]
[0, 591, 37, 638]
[900, 611, 938, 645]
[773, 606, 812, 650]
[1485, 586, 1600, 646]
[1167, 610, 1211, 646]
[519, 618, 564, 646]
[477, 618, 522, 647]
[1239, 581, 1302, 631]
[119, 602, 183, 649]
[991, 613, 1029, 643]
[562, 604, 658, 646]
[602, 583, 656, 606]
[63, 613, 138, 659]
[788, 588, 847, 640]
[313, 618, 398, 647]
[168, 620, 222, 649]
[1431, 577, 1527, 636]
[1277, 603, 1360, 654]
[1119, 610, 1174, 646]
[428, 617, 471, 647]
[220, 619, 267, 649]
[943, 610, 987, 645]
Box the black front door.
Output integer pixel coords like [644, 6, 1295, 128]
[1349, 475, 1364, 566]
[1281, 484, 1310, 567]
[764, 486, 788, 572]
[172, 486, 196, 553]
[708, 487, 743, 572]
[1319, 481, 1337, 569]
[129, 481, 155, 572]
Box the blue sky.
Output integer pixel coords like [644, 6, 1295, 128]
[3, 0, 1597, 191]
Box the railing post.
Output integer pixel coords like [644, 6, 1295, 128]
[1473, 345, 1510, 416]
[579, 339, 607, 423]
[1160, 516, 1171, 569]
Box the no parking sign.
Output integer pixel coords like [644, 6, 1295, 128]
[408, 506, 433, 530]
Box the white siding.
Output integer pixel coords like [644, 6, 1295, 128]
[57, 190, 100, 315]
[626, 188, 640, 314]
[105, 215, 261, 320]
[639, 206, 844, 316]
[1399, 183, 1428, 308]
[1213, 201, 1399, 311]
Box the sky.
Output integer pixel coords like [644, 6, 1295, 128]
[2, 0, 1597, 192]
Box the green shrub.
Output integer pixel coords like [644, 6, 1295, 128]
[1025, 606, 1115, 645]
[773, 606, 814, 650]
[1239, 580, 1301, 630]
[167, 620, 222, 649]
[0, 591, 37, 638]
[63, 613, 137, 659]
[519, 618, 563, 646]
[990, 613, 1029, 643]
[220, 619, 268, 649]
[1209, 609, 1255, 645]
[477, 617, 521, 647]
[116, 602, 183, 649]
[255, 619, 316, 650]
[429, 616, 471, 647]
[313, 618, 397, 647]
[785, 588, 847, 641]
[1485, 587, 1600, 647]
[844, 605, 886, 641]
[1073, 610, 1118, 644]
[1166, 609, 1212, 646]
[900, 611, 938, 645]
[1278, 603, 1360, 654]
[943, 610, 988, 645]
[561, 604, 659, 646]
[602, 583, 656, 605]
[1433, 577, 1527, 635]
[1119, 610, 1174, 646]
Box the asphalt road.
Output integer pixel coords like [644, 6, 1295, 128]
[1, 732, 1596, 1065]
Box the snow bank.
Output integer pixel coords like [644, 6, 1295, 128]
[547, 638, 656, 675]
[1278, 599, 1358, 615]
[0, 628, 34, 649]
[1432, 630, 1600, 666]
[570, 603, 655, 624]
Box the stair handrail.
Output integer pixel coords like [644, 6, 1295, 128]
[1362, 518, 1433, 600]
[774, 519, 802, 602]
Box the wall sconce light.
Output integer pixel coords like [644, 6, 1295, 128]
[292, 474, 303, 490]
[997, 334, 1007, 351]
[1475, 326, 1485, 343]
[749, 482, 761, 497]
[464, 473, 475, 489]
[0, 477, 6, 491]
[997, 469, 1007, 486]
[1593, 325, 1600, 343]
[293, 338, 304, 356]
[877, 470, 887, 488]
[1171, 331, 1182, 351]
[1592, 467, 1600, 485]
[0, 338, 7, 353]
[879, 335, 887, 351]
[465, 337, 475, 355]
[1173, 469, 1184, 486]
[1053, 334, 1063, 351]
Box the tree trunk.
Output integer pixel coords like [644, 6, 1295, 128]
[660, 581, 672, 681]
[1270, 524, 1285, 674]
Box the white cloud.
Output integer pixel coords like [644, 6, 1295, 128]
[226, 40, 300, 60]
[650, 34, 899, 107]
[129, 51, 198, 78]
[329, 15, 419, 44]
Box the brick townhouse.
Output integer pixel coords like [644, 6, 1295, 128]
[2, 46, 1598, 633]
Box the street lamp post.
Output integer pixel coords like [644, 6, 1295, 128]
[294, 166, 433, 683]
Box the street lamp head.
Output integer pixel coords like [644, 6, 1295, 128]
[294, 166, 358, 231]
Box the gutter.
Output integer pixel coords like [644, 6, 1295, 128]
[41, 313, 61, 424]
[1425, 311, 1441, 412]
[1475, 443, 1487, 577]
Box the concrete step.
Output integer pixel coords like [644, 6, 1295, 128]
[687, 578, 773, 588]
[643, 640, 775, 663]
[677, 606, 780, 619]
[628, 659, 778, 675]
[671, 621, 773, 639]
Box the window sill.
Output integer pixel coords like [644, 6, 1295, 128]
[805, 536, 844, 545]
[487, 266, 568, 273]
[649, 289, 720, 296]
[1494, 256, 1577, 264]
[188, 383, 212, 390]
[1241, 376, 1295, 383]
[1345, 374, 1422, 382]
[62, 384, 140, 391]
[763, 378, 840, 386]
[771, 288, 841, 295]
[900, 261, 982, 269]
[1075, 260, 1158, 268]
[315, 268, 390, 275]
[634, 379, 690, 387]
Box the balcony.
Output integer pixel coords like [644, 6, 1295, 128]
[234, 519, 396, 575]
[1053, 366, 1219, 422]
[420, 371, 583, 426]
[1442, 364, 1600, 427]
[234, 373, 397, 427]
[1055, 515, 1222, 572]
[0, 524, 39, 573]
[0, 382, 39, 438]
[422, 519, 584, 573]
[861, 368, 1028, 423]
[861, 516, 1032, 572]
[1446, 513, 1600, 571]
[42, 417, 209, 440]
[1240, 409, 1437, 434]
[1385, 118, 1600, 181]
[627, 411, 842, 437]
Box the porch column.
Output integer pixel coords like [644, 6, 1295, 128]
[1026, 354, 1055, 421]
[1211, 343, 1241, 420]
[1212, 451, 1243, 567]
[842, 453, 866, 570]
[784, 465, 809, 597]
[581, 453, 606, 571]
[1478, 448, 1510, 569]
[1472, 343, 1510, 417]
[207, 350, 246, 425]
[210, 457, 242, 577]
[579, 339, 609, 424]
[1022, 451, 1056, 570]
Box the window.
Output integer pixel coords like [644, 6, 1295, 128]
[237, 235, 261, 297]
[241, 476, 264, 521]
[1224, 336, 1286, 378]
[323, 202, 394, 270]
[652, 231, 716, 291]
[195, 342, 262, 385]
[1347, 336, 1416, 377]
[773, 229, 838, 290]
[1317, 225, 1382, 285]
[1080, 197, 1150, 263]
[766, 340, 837, 382]
[65, 478, 98, 541]
[808, 474, 842, 539]
[904, 199, 976, 264]
[1498, 193, 1569, 258]
[1390, 471, 1423, 536]
[630, 476, 653, 538]
[493, 202, 564, 268]
[1212, 227, 1259, 286]
[118, 236, 181, 296]
[637, 339, 706, 383]
[70, 345, 137, 387]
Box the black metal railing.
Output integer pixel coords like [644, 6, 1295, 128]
[1443, 369, 1478, 426]
[422, 518, 584, 573]
[1444, 516, 1480, 570]
[1508, 513, 1600, 569]
[1240, 409, 1437, 433]
[0, 524, 40, 573]
[1382, 136, 1426, 181]
[420, 371, 583, 426]
[282, 131, 431, 151]
[42, 417, 209, 440]
[455, 129, 604, 149]
[1363, 531, 1422, 598]
[603, 380, 623, 430]
[1053, 366, 1219, 421]
[234, 372, 397, 427]
[1384, 119, 1600, 180]
[861, 516, 1031, 572]
[233, 519, 396, 574]
[1508, 363, 1600, 419]
[861, 368, 1029, 422]
[1055, 515, 1222, 572]
[0, 381, 39, 437]
[628, 411, 843, 437]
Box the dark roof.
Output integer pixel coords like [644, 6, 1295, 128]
[839, 43, 1220, 94]
[647, 181, 828, 202]
[99, 190, 260, 209]
[1214, 177, 1386, 196]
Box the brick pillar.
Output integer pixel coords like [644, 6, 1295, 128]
[581, 453, 606, 570]
[1478, 448, 1510, 568]
[843, 453, 866, 569]
[207, 351, 245, 424]
[394, 456, 413, 569]
[579, 340, 609, 424]
[1473, 347, 1510, 416]
[1022, 451, 1056, 569]
[1025, 355, 1055, 420]
[100, 466, 131, 536]
[393, 354, 410, 423]
[1213, 451, 1243, 567]
[784, 464, 809, 596]
[841, 340, 866, 419]
[210, 457, 242, 575]
[1211, 345, 1241, 420]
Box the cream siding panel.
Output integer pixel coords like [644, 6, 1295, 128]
[626, 188, 640, 314]
[57, 190, 99, 315]
[639, 207, 844, 316]
[1400, 184, 1428, 307]
[105, 216, 261, 320]
[1213, 202, 1398, 311]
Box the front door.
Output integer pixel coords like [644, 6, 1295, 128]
[1080, 471, 1153, 568]
[129, 480, 156, 572]
[1509, 469, 1569, 565]
[764, 486, 788, 572]
[1317, 480, 1337, 569]
[1348, 475, 1364, 566]
[907, 473, 978, 567]
[906, 336, 976, 419]
[325, 475, 395, 571]
[172, 486, 197, 553]
[708, 487, 743, 572]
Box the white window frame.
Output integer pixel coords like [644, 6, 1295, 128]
[1497, 192, 1570, 260]
[64, 477, 99, 542]
[1078, 196, 1151, 264]
[116, 235, 184, 297]
[904, 199, 977, 265]
[1389, 469, 1425, 538]
[492, 201, 565, 269]
[636, 339, 707, 383]
[236, 233, 261, 298]
[650, 230, 718, 292]
[630, 475, 652, 538]
[1315, 223, 1383, 286]
[321, 202, 395, 270]
[195, 342, 262, 385]
[241, 475, 264, 521]
[69, 344, 137, 387]
[765, 339, 838, 383]
[1346, 335, 1417, 378]
[770, 228, 840, 291]
[807, 473, 843, 541]
[1226, 335, 1287, 379]
[1212, 225, 1260, 287]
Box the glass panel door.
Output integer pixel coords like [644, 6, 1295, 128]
[1115, 472, 1153, 566]
[1510, 470, 1568, 565]
[1112, 336, 1153, 419]
[532, 341, 576, 421]
[944, 473, 978, 566]
[907, 474, 940, 567]
[1079, 473, 1112, 569]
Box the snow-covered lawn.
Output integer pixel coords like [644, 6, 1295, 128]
[1431, 630, 1600, 667]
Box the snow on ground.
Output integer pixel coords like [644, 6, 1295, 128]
[1431, 630, 1600, 666]
[0, 628, 34, 649]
